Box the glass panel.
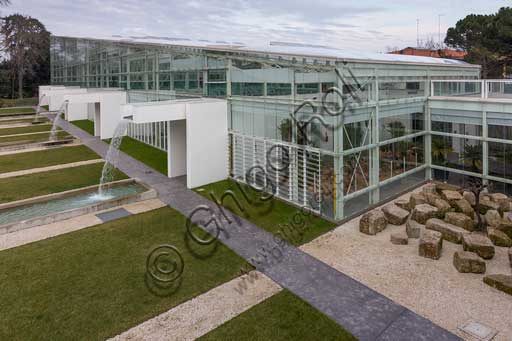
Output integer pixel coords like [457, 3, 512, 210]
[344, 150, 370, 195]
[379, 112, 424, 141]
[431, 135, 482, 174]
[488, 142, 512, 180]
[379, 136, 424, 181]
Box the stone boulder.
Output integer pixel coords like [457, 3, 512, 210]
[409, 193, 426, 209]
[480, 198, 501, 214]
[412, 204, 438, 224]
[490, 192, 508, 203]
[359, 210, 387, 235]
[394, 198, 410, 212]
[433, 198, 451, 218]
[488, 227, 512, 247]
[509, 248, 512, 268]
[390, 231, 408, 245]
[483, 274, 512, 296]
[485, 209, 501, 227]
[462, 233, 495, 259]
[463, 191, 476, 206]
[419, 230, 443, 260]
[497, 220, 512, 239]
[503, 211, 512, 222]
[426, 218, 469, 244]
[435, 182, 459, 195]
[453, 251, 486, 273]
[406, 218, 423, 239]
[422, 183, 437, 196]
[444, 212, 475, 231]
[441, 190, 463, 204]
[382, 204, 409, 225]
[454, 199, 475, 218]
[424, 192, 441, 206]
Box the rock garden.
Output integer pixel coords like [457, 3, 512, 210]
[360, 181, 512, 296]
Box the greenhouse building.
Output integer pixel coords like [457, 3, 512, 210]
[49, 35, 512, 221]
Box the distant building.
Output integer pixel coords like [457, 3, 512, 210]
[389, 47, 466, 60]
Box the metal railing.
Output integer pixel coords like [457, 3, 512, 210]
[431, 79, 512, 100]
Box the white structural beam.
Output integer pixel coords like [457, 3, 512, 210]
[63, 90, 127, 139]
[122, 98, 228, 189]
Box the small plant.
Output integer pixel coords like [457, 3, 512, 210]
[465, 177, 488, 232]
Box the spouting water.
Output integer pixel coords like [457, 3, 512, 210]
[97, 119, 129, 198]
[49, 100, 68, 141]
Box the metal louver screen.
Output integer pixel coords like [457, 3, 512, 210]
[229, 132, 322, 213]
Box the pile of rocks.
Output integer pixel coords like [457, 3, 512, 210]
[358, 182, 512, 296]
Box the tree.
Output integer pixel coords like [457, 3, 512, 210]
[0, 14, 50, 99]
[0, 1, 11, 6]
[445, 7, 512, 78]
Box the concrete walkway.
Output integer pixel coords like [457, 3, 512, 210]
[0, 159, 103, 179]
[58, 119, 461, 341]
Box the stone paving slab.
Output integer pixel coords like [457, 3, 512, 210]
[96, 208, 131, 223]
[58, 119, 461, 341]
[0, 159, 103, 179]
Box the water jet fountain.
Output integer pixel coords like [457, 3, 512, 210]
[49, 100, 68, 141]
[96, 119, 129, 198]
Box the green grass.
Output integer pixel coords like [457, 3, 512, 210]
[0, 162, 127, 203]
[110, 136, 167, 175]
[0, 131, 70, 144]
[0, 107, 35, 115]
[195, 179, 336, 246]
[0, 207, 248, 340]
[0, 145, 100, 174]
[199, 290, 357, 341]
[72, 119, 95, 135]
[0, 124, 53, 136]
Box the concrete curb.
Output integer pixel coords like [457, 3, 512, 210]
[0, 178, 157, 235]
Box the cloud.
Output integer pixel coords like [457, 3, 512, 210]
[2, 0, 509, 52]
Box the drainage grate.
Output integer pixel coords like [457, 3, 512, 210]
[96, 208, 131, 223]
[458, 320, 498, 341]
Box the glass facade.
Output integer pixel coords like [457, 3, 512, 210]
[51, 35, 488, 221]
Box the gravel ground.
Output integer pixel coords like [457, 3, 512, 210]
[300, 187, 512, 341]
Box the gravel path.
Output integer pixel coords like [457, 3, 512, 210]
[300, 187, 512, 341]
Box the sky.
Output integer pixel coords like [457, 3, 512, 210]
[1, 0, 508, 52]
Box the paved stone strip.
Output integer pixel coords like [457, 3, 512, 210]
[0, 199, 166, 251]
[0, 159, 104, 179]
[109, 271, 282, 341]
[0, 141, 83, 157]
[58, 119, 461, 341]
[0, 129, 55, 138]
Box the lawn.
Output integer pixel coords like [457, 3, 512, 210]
[0, 145, 100, 174]
[0, 131, 70, 145]
[0, 124, 52, 136]
[72, 119, 95, 135]
[195, 179, 336, 246]
[0, 107, 35, 115]
[0, 207, 248, 340]
[199, 290, 357, 340]
[0, 162, 127, 204]
[110, 136, 167, 175]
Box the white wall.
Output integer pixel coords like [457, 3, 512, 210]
[64, 91, 127, 139]
[168, 120, 187, 177]
[186, 100, 228, 188]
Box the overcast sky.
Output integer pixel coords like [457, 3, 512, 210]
[2, 0, 508, 52]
